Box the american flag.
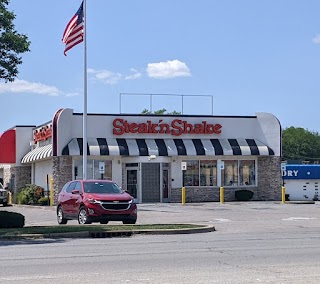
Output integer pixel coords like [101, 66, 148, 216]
[62, 2, 84, 56]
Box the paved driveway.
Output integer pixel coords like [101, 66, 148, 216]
[1, 201, 320, 234]
[2, 202, 320, 284]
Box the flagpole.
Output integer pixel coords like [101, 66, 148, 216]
[83, 0, 88, 180]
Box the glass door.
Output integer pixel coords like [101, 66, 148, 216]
[126, 164, 139, 202]
[162, 163, 170, 202]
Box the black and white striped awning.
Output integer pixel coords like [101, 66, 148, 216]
[62, 138, 274, 157]
[21, 144, 53, 164]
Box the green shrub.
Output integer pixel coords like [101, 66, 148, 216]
[17, 184, 44, 205]
[38, 197, 50, 206]
[17, 190, 28, 204]
[0, 211, 25, 228]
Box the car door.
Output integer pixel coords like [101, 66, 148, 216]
[58, 182, 72, 213]
[69, 181, 83, 215]
[63, 181, 77, 214]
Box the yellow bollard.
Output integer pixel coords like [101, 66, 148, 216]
[220, 186, 224, 204]
[282, 186, 286, 204]
[7, 192, 12, 205]
[49, 178, 54, 206]
[182, 187, 186, 205]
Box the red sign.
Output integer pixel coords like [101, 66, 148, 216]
[34, 124, 52, 143]
[113, 118, 222, 136]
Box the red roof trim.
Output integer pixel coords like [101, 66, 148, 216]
[52, 108, 64, 156]
[0, 130, 16, 163]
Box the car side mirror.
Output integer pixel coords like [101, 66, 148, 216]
[72, 189, 80, 195]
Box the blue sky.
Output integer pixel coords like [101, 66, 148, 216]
[1, 0, 320, 133]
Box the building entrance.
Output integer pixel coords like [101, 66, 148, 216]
[125, 163, 139, 202]
[125, 162, 170, 203]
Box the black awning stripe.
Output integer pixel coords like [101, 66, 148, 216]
[192, 139, 206, 155]
[97, 138, 109, 155]
[210, 139, 223, 155]
[155, 139, 168, 156]
[268, 147, 275, 155]
[77, 138, 84, 155]
[116, 138, 129, 156]
[173, 139, 187, 155]
[246, 139, 260, 155]
[228, 139, 242, 155]
[62, 145, 69, 155]
[136, 139, 149, 156]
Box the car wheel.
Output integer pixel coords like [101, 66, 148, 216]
[100, 221, 109, 224]
[57, 206, 68, 225]
[3, 202, 7, 207]
[78, 207, 92, 224]
[122, 219, 136, 225]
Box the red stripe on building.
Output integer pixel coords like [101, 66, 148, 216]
[0, 130, 16, 163]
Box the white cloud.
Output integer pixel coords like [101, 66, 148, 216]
[146, 60, 191, 79]
[88, 61, 190, 84]
[0, 79, 61, 96]
[125, 68, 142, 80]
[312, 34, 320, 44]
[88, 68, 142, 84]
[0, 79, 80, 97]
[64, 92, 81, 97]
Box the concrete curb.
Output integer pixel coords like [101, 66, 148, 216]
[0, 224, 215, 240]
[132, 224, 216, 235]
[285, 201, 316, 204]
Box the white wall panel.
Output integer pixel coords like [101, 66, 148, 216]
[34, 160, 53, 191]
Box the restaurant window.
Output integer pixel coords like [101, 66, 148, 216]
[239, 160, 256, 186]
[200, 160, 217, 186]
[222, 160, 256, 186]
[93, 160, 112, 180]
[74, 159, 112, 180]
[183, 160, 217, 186]
[183, 159, 256, 187]
[183, 160, 199, 186]
[222, 160, 238, 186]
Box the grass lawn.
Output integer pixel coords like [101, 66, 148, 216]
[0, 224, 204, 237]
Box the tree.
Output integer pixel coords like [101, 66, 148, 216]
[0, 0, 30, 82]
[282, 127, 320, 162]
[141, 108, 181, 115]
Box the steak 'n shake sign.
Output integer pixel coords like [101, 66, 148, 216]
[113, 118, 222, 136]
[33, 123, 52, 144]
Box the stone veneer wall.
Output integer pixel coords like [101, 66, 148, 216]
[170, 156, 282, 203]
[52, 156, 72, 205]
[256, 156, 282, 201]
[2, 165, 31, 202]
[170, 186, 252, 203]
[2, 166, 14, 190]
[14, 166, 32, 193]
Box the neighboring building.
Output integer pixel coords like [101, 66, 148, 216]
[0, 108, 282, 203]
[282, 164, 320, 201]
[0, 125, 36, 193]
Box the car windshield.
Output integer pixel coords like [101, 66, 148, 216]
[83, 182, 123, 194]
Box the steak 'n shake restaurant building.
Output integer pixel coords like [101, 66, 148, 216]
[0, 108, 282, 203]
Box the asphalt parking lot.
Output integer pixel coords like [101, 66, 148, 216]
[1, 201, 320, 235]
[140, 201, 320, 234]
[2, 201, 320, 284]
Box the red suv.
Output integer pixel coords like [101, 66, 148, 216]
[57, 180, 137, 225]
